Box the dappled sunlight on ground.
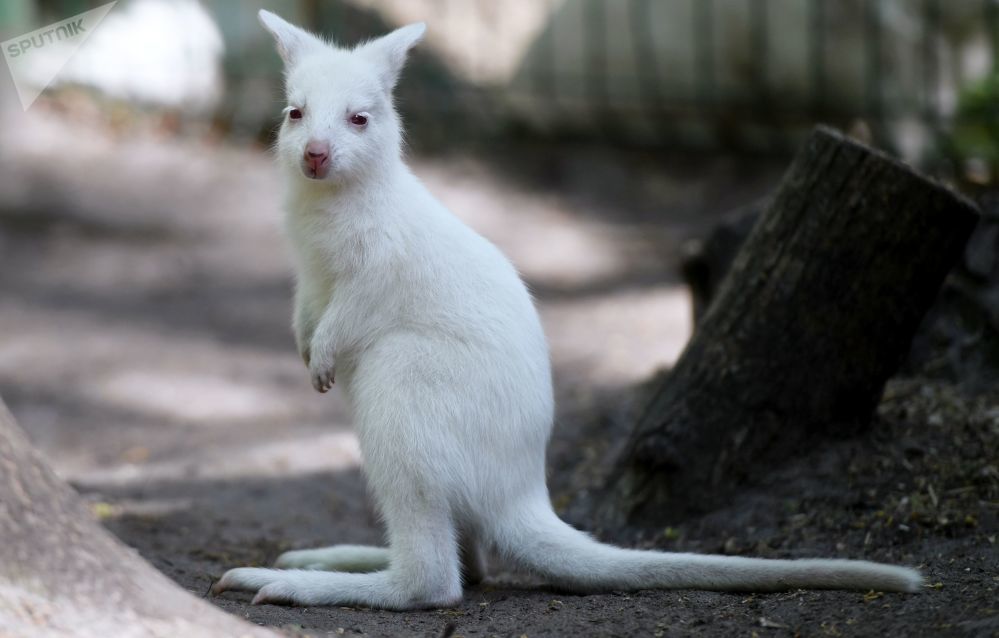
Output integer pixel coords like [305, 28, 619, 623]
[0, 107, 702, 492]
[92, 369, 296, 423]
[11, 109, 990, 638]
[542, 285, 691, 387]
[75, 429, 364, 487]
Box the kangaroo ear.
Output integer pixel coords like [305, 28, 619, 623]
[357, 23, 426, 92]
[258, 9, 325, 66]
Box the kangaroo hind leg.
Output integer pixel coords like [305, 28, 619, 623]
[274, 545, 390, 572]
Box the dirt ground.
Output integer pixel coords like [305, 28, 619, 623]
[0, 108, 995, 637]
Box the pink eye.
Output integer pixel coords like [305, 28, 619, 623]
[288, 108, 303, 120]
[350, 113, 368, 126]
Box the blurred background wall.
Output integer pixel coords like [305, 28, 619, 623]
[0, 6, 995, 635]
[1, 0, 997, 181]
[0, 1, 996, 439]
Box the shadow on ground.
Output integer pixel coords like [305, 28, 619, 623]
[0, 108, 994, 636]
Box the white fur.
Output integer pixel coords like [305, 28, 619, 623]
[214, 11, 922, 610]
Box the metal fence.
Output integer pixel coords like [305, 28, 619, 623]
[4, 0, 998, 175]
[277, 0, 999, 176]
[499, 0, 999, 172]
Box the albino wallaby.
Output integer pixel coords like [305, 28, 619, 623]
[212, 11, 922, 609]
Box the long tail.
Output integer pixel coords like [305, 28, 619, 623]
[490, 500, 921, 593]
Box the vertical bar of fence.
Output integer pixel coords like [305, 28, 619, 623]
[475, 1, 491, 133]
[750, 0, 768, 104]
[629, 0, 668, 144]
[990, 0, 999, 74]
[471, 0, 481, 87]
[584, 0, 611, 139]
[864, 0, 884, 146]
[922, 0, 942, 170]
[922, 0, 940, 131]
[302, 0, 320, 34]
[986, 0, 999, 181]
[749, 0, 771, 148]
[695, 0, 715, 112]
[531, 0, 557, 132]
[59, 0, 85, 20]
[809, 0, 827, 120]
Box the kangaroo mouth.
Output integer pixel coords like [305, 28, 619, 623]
[302, 161, 330, 180]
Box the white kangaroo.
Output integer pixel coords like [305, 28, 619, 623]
[212, 11, 922, 609]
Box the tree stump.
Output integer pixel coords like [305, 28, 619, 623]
[600, 126, 980, 527]
[0, 399, 272, 637]
[680, 199, 767, 323]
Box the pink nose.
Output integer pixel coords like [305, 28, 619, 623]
[303, 140, 330, 176]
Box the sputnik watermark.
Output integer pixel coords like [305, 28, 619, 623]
[5, 19, 88, 58]
[2, 2, 116, 110]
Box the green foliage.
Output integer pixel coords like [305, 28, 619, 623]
[951, 73, 999, 166]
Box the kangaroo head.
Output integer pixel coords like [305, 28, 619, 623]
[259, 10, 425, 184]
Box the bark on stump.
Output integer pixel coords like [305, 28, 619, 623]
[0, 398, 272, 637]
[600, 126, 980, 527]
